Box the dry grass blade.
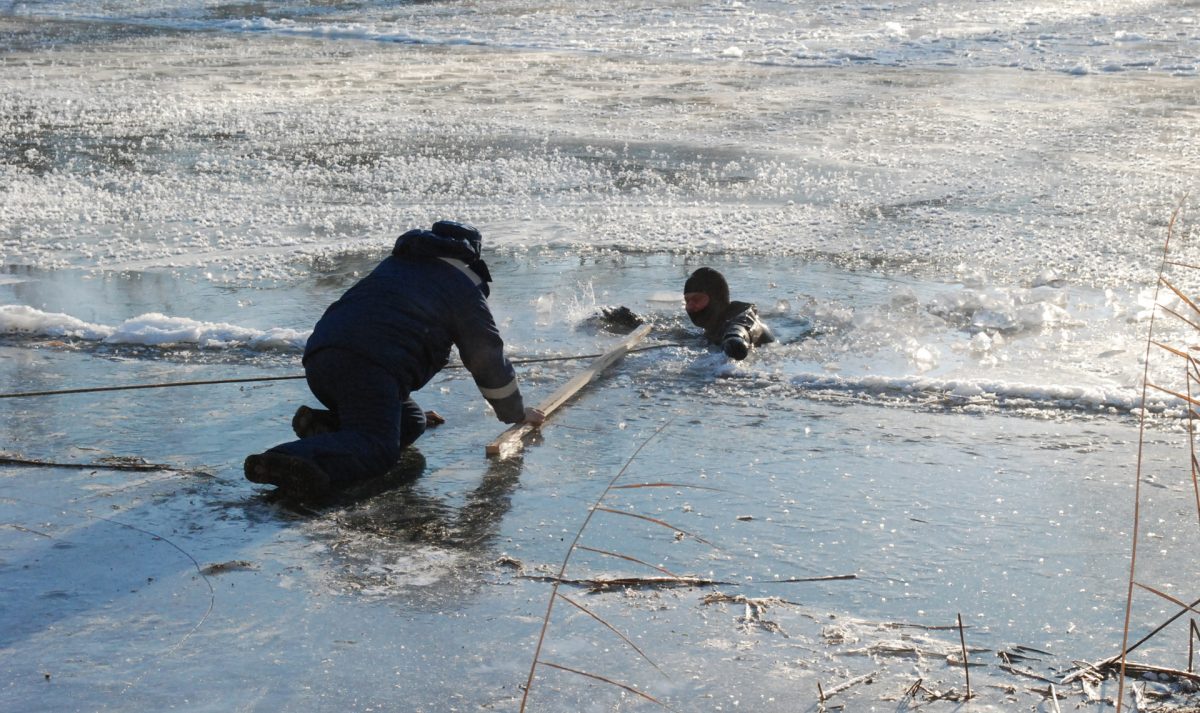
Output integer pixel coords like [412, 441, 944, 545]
[1152, 340, 1194, 360]
[998, 663, 1056, 684]
[1105, 595, 1200, 662]
[1147, 382, 1200, 407]
[573, 545, 679, 576]
[519, 418, 677, 712]
[1061, 658, 1107, 686]
[538, 661, 676, 712]
[1189, 363, 1200, 534]
[701, 592, 800, 607]
[1134, 582, 1200, 615]
[818, 672, 876, 702]
[521, 574, 730, 590]
[1160, 303, 1200, 334]
[904, 678, 924, 701]
[1158, 277, 1200, 324]
[1120, 207, 1170, 712]
[760, 574, 858, 584]
[1190, 619, 1198, 672]
[520, 572, 857, 591]
[1116, 661, 1200, 684]
[957, 613, 972, 700]
[0, 454, 206, 474]
[610, 481, 726, 492]
[592, 506, 715, 546]
[555, 592, 666, 675]
[1192, 454, 1200, 528]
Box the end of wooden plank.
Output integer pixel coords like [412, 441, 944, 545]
[486, 422, 534, 458]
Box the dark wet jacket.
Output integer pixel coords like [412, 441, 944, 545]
[701, 301, 774, 357]
[303, 229, 526, 423]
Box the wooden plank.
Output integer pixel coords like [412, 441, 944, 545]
[486, 324, 652, 458]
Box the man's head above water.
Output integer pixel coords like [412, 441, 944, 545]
[683, 267, 730, 329]
[682, 266, 775, 360]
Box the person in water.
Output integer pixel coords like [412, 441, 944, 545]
[244, 220, 544, 500]
[683, 267, 773, 360]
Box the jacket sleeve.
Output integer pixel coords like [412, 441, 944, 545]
[721, 303, 774, 359]
[451, 288, 527, 424]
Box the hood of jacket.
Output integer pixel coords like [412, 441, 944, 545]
[393, 221, 493, 295]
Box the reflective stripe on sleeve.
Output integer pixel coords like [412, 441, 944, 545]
[479, 378, 519, 400]
[439, 257, 483, 287]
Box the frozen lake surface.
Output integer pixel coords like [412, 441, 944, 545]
[3, 2, 1200, 711]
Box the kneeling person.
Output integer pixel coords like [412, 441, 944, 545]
[245, 220, 543, 500]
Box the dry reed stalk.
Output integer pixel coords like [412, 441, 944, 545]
[1190, 619, 1198, 672]
[1116, 661, 1200, 684]
[0, 454, 208, 474]
[998, 663, 1056, 684]
[903, 678, 923, 702]
[610, 481, 726, 492]
[519, 573, 734, 591]
[957, 613, 972, 700]
[554, 593, 665, 675]
[519, 572, 858, 592]
[591, 506, 716, 546]
[571, 545, 680, 577]
[1134, 583, 1200, 617]
[1119, 197, 1189, 711]
[537, 662, 674, 710]
[817, 672, 876, 702]
[518, 418, 676, 712]
[1099, 594, 1200, 667]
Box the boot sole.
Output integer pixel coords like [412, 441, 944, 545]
[244, 452, 331, 501]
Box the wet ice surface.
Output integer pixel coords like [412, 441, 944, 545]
[1, 256, 1193, 712]
[0, 355, 1187, 712]
[3, 4, 1200, 711]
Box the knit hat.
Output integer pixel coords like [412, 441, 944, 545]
[432, 220, 482, 260]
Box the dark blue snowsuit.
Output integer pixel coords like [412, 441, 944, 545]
[268, 225, 527, 486]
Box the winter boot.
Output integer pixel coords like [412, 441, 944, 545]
[292, 405, 339, 439]
[244, 452, 331, 501]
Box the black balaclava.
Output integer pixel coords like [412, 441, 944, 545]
[683, 267, 730, 330]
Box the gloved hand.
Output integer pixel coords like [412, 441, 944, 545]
[722, 336, 749, 360]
